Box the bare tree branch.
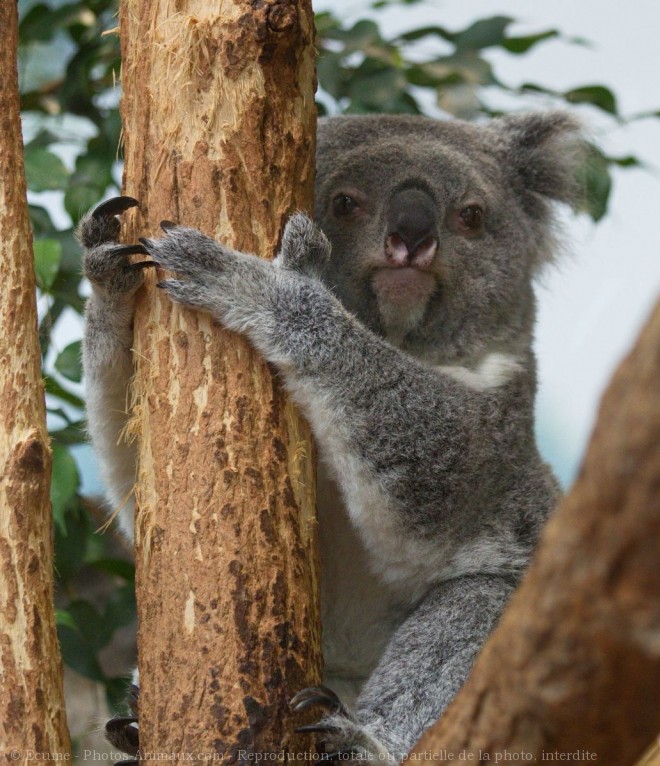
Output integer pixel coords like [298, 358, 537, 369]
[0, 1, 72, 758]
[118, 0, 321, 757]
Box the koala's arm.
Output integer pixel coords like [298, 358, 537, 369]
[140, 216, 544, 569]
[78, 198, 147, 540]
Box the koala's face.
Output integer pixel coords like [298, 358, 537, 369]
[315, 113, 581, 363]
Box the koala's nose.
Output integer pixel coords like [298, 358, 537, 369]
[385, 188, 438, 269]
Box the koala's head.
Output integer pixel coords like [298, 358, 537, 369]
[315, 112, 584, 364]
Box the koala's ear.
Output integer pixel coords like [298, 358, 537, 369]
[497, 111, 587, 213]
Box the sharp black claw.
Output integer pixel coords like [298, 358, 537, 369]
[290, 686, 344, 714]
[109, 244, 149, 257]
[92, 196, 139, 219]
[160, 220, 177, 231]
[105, 715, 139, 755]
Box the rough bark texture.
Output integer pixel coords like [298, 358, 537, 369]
[413, 298, 660, 765]
[119, 0, 321, 759]
[0, 2, 72, 760]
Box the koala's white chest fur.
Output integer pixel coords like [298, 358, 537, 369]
[317, 463, 402, 707]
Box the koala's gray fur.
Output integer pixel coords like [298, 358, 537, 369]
[79, 111, 583, 761]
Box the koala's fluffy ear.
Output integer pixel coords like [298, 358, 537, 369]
[497, 111, 586, 215]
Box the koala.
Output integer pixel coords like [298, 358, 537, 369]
[78, 111, 583, 762]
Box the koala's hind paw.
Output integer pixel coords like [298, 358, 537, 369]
[77, 196, 138, 249]
[78, 196, 150, 296]
[277, 213, 331, 275]
[106, 683, 140, 758]
[291, 687, 390, 763]
[291, 686, 349, 717]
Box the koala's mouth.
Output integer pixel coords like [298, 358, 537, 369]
[371, 268, 437, 309]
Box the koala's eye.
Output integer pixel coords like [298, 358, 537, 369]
[459, 205, 483, 230]
[333, 194, 359, 217]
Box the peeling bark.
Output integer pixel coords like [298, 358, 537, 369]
[412, 299, 660, 765]
[119, 0, 321, 758]
[0, 2, 72, 759]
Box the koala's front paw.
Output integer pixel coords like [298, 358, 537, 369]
[77, 196, 153, 297]
[106, 683, 140, 760]
[292, 686, 391, 762]
[138, 225, 267, 322]
[277, 213, 331, 275]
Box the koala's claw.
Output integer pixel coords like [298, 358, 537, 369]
[160, 219, 178, 231]
[292, 687, 391, 762]
[290, 686, 348, 716]
[92, 196, 139, 220]
[109, 244, 149, 258]
[78, 196, 149, 297]
[106, 683, 140, 756]
[105, 715, 139, 756]
[296, 722, 340, 735]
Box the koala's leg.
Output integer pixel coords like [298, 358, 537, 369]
[78, 197, 151, 540]
[295, 574, 515, 762]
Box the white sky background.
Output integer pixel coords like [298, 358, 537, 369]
[314, 0, 660, 484]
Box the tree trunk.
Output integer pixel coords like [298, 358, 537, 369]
[0, 2, 72, 760]
[412, 298, 660, 765]
[118, 0, 321, 759]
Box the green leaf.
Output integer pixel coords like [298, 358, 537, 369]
[104, 583, 137, 631]
[29, 204, 56, 236]
[396, 25, 456, 44]
[20, 3, 91, 43]
[24, 128, 60, 149]
[608, 154, 642, 168]
[576, 144, 612, 222]
[455, 16, 513, 51]
[50, 421, 87, 447]
[88, 558, 136, 582]
[47, 407, 75, 426]
[314, 11, 341, 36]
[55, 340, 83, 382]
[24, 147, 69, 192]
[317, 51, 347, 100]
[502, 30, 558, 54]
[348, 67, 408, 111]
[418, 53, 495, 88]
[519, 82, 556, 96]
[70, 599, 115, 649]
[55, 609, 78, 631]
[51, 444, 80, 535]
[64, 184, 105, 224]
[564, 85, 618, 115]
[45, 374, 85, 408]
[53, 498, 89, 582]
[330, 20, 383, 53]
[33, 238, 62, 290]
[58, 622, 106, 681]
